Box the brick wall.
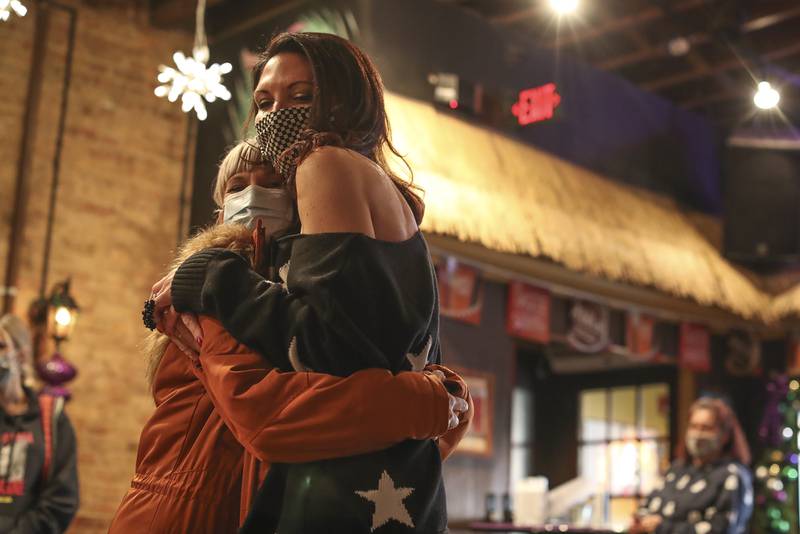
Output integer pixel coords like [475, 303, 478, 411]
[0, 2, 191, 531]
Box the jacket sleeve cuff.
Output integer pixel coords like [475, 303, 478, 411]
[398, 372, 451, 439]
[428, 375, 452, 437]
[171, 248, 239, 313]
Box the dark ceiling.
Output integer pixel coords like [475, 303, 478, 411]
[437, 0, 800, 130]
[149, 0, 800, 131]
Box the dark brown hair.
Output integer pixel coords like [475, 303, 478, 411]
[248, 32, 424, 224]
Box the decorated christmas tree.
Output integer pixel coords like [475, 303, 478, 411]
[753, 376, 800, 534]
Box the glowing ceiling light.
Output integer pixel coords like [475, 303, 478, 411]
[549, 0, 579, 15]
[754, 81, 780, 110]
[0, 0, 27, 21]
[667, 36, 691, 57]
[154, 0, 231, 120]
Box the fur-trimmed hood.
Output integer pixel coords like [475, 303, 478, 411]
[145, 223, 255, 390]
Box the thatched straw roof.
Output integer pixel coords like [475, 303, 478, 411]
[771, 285, 800, 322]
[384, 93, 770, 320]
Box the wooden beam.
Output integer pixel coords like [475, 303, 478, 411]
[741, 4, 800, 33]
[149, 0, 226, 29]
[543, 0, 707, 49]
[675, 367, 697, 453]
[596, 32, 710, 71]
[207, 0, 308, 42]
[679, 77, 800, 111]
[728, 135, 800, 151]
[489, 5, 541, 26]
[681, 89, 748, 110]
[643, 41, 800, 92]
[596, 4, 800, 71]
[4, 3, 49, 313]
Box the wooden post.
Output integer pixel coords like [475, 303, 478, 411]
[3, 2, 50, 314]
[675, 366, 697, 451]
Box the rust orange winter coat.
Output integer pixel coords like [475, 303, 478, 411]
[109, 324, 463, 534]
[109, 224, 472, 533]
[193, 317, 472, 525]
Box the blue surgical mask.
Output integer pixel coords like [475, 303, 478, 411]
[0, 330, 23, 404]
[222, 185, 294, 233]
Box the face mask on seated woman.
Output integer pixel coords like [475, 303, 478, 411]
[685, 431, 722, 458]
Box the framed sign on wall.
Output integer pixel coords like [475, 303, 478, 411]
[453, 367, 494, 457]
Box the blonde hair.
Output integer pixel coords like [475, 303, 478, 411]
[0, 314, 37, 391]
[145, 224, 255, 390]
[145, 141, 271, 390]
[212, 139, 265, 210]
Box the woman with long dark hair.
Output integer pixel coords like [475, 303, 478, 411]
[151, 33, 470, 532]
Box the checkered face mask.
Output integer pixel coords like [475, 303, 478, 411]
[255, 106, 312, 178]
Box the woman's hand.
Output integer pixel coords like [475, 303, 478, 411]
[633, 515, 661, 533]
[156, 306, 203, 361]
[151, 269, 175, 313]
[446, 390, 469, 430]
[152, 268, 204, 355]
[424, 366, 469, 431]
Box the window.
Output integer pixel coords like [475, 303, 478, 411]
[510, 354, 537, 489]
[510, 386, 534, 487]
[578, 384, 670, 530]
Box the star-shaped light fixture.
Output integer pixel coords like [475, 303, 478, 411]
[0, 0, 27, 21]
[154, 0, 231, 120]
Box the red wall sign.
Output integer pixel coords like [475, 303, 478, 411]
[511, 83, 562, 126]
[679, 323, 711, 372]
[506, 282, 551, 344]
[626, 312, 658, 360]
[437, 259, 483, 325]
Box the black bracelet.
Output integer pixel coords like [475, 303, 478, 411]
[142, 299, 157, 330]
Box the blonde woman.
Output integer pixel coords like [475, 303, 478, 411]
[0, 314, 78, 533]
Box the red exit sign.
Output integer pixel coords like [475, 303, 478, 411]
[511, 83, 561, 126]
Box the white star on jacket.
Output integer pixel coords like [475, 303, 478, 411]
[355, 470, 415, 531]
[405, 336, 432, 372]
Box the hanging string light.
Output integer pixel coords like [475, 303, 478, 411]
[0, 0, 27, 21]
[154, 0, 231, 120]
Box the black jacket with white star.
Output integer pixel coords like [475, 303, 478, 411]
[172, 230, 448, 533]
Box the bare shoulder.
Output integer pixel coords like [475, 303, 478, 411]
[299, 145, 367, 168]
[296, 146, 376, 188]
[295, 146, 375, 235]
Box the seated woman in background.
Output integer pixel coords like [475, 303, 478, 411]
[632, 397, 753, 534]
